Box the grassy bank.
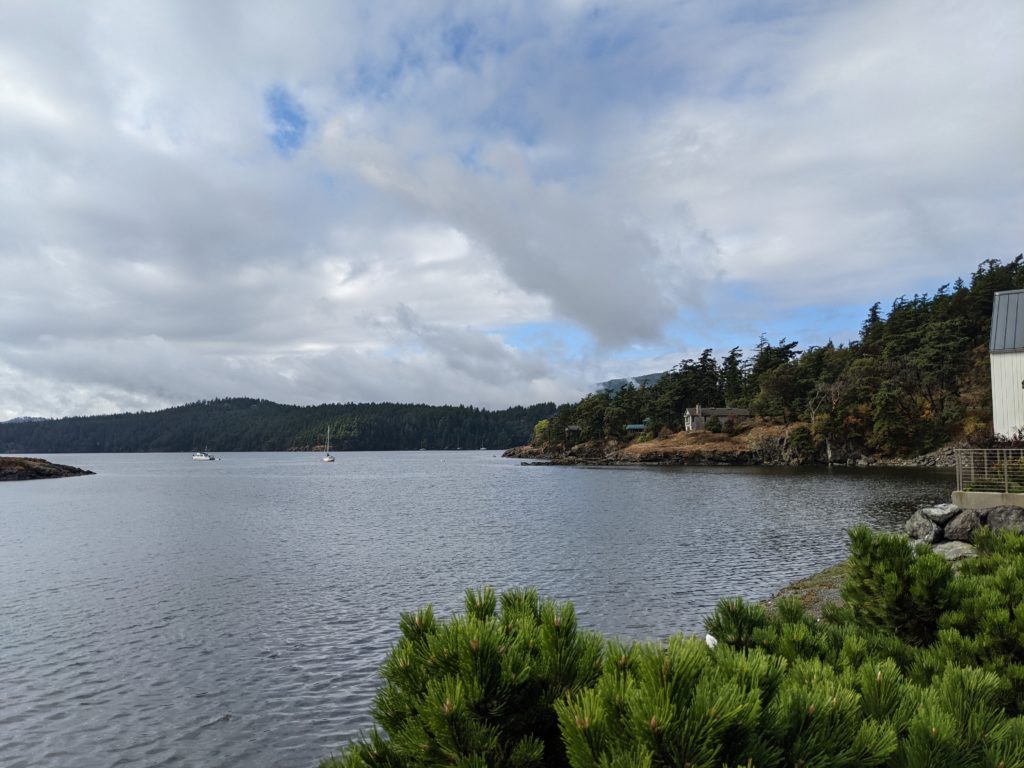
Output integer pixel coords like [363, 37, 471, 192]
[763, 558, 850, 617]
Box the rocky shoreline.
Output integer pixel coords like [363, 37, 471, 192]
[763, 559, 849, 618]
[504, 441, 958, 469]
[764, 499, 1024, 620]
[0, 457, 94, 481]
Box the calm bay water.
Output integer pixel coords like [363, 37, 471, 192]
[2, 451, 953, 767]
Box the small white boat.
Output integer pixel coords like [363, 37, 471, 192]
[192, 449, 215, 461]
[322, 426, 335, 463]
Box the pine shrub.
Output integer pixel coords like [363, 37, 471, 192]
[326, 587, 603, 767]
[841, 526, 955, 646]
[327, 529, 1024, 768]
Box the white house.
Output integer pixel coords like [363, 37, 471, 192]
[684, 405, 750, 431]
[990, 289, 1024, 437]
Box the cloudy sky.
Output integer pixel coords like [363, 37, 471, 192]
[1, 0, 1021, 419]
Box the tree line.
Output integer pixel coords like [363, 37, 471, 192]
[534, 256, 1024, 457]
[0, 398, 556, 453]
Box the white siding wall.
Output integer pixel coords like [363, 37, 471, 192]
[991, 353, 1024, 437]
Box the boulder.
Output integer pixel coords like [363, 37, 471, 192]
[919, 503, 961, 525]
[943, 510, 981, 542]
[932, 541, 978, 562]
[986, 506, 1024, 534]
[905, 510, 942, 544]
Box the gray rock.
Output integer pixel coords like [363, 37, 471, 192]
[919, 503, 961, 525]
[944, 510, 981, 542]
[905, 510, 942, 544]
[986, 506, 1024, 533]
[932, 541, 978, 562]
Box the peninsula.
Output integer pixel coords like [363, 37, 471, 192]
[0, 457, 94, 481]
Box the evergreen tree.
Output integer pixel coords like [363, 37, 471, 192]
[720, 347, 748, 407]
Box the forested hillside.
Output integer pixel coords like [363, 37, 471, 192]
[534, 256, 1024, 457]
[5, 257, 1021, 457]
[0, 399, 556, 453]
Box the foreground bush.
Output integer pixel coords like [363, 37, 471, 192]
[557, 642, 1024, 767]
[325, 529, 1024, 767]
[329, 587, 603, 767]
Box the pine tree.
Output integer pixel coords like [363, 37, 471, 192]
[326, 587, 603, 768]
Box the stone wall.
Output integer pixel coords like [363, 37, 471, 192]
[905, 502, 1024, 561]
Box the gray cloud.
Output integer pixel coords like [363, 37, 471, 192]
[0, 0, 1020, 419]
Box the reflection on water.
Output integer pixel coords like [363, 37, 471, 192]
[0, 452, 953, 767]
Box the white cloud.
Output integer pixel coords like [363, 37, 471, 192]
[625, 0, 1024, 304]
[0, 0, 1020, 419]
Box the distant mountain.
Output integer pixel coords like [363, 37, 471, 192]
[1, 416, 49, 424]
[596, 371, 666, 394]
[0, 397, 557, 453]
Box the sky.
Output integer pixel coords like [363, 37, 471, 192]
[1, 0, 1021, 419]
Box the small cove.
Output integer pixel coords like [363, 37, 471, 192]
[1, 451, 953, 767]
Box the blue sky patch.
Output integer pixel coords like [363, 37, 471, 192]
[492, 321, 591, 355]
[265, 85, 308, 156]
[443, 20, 478, 66]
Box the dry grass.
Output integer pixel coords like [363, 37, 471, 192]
[0, 457, 93, 480]
[619, 422, 792, 458]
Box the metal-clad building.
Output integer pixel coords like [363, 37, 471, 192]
[990, 289, 1024, 437]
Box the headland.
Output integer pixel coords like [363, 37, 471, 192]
[0, 456, 95, 481]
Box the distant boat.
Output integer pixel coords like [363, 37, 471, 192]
[192, 448, 215, 461]
[322, 426, 335, 463]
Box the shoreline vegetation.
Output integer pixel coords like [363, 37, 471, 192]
[762, 558, 850, 618]
[2, 258, 1020, 459]
[325, 526, 1024, 768]
[503, 421, 958, 468]
[518, 257, 1024, 467]
[0, 399, 553, 454]
[0, 456, 94, 481]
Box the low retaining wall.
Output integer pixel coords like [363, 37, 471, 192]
[951, 490, 1024, 510]
[905, 502, 1024, 561]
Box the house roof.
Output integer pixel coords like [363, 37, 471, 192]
[684, 407, 750, 417]
[991, 289, 1024, 353]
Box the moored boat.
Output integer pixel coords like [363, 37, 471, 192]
[322, 426, 335, 462]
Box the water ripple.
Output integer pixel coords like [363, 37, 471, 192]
[1, 452, 952, 766]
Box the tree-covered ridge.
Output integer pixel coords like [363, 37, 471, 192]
[0, 398, 556, 453]
[535, 256, 1024, 457]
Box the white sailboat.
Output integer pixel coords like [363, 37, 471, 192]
[322, 426, 335, 462]
[192, 447, 215, 461]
